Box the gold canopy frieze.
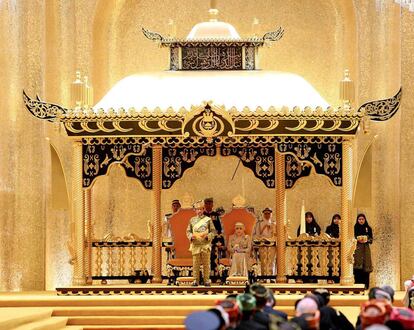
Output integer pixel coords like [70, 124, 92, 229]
[23, 92, 363, 138]
[58, 106, 363, 120]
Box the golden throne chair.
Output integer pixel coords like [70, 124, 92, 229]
[219, 207, 256, 284]
[165, 208, 196, 285]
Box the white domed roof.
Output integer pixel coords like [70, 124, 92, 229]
[186, 21, 240, 40]
[94, 71, 330, 111]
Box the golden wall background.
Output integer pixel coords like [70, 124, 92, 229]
[0, 0, 413, 290]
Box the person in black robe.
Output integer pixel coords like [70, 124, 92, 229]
[297, 211, 322, 236]
[204, 197, 225, 278]
[326, 214, 341, 238]
[353, 213, 373, 289]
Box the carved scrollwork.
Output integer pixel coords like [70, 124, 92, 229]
[183, 103, 234, 138]
[162, 146, 216, 189]
[277, 137, 342, 187]
[82, 138, 152, 189]
[221, 146, 275, 188]
[141, 27, 165, 42]
[245, 46, 255, 70]
[285, 154, 312, 189]
[23, 90, 67, 122]
[262, 26, 285, 42]
[122, 153, 153, 189]
[170, 47, 179, 71]
[359, 87, 402, 121]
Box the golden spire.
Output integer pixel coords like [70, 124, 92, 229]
[209, 0, 219, 22]
[82, 76, 93, 108]
[252, 17, 260, 36]
[167, 19, 176, 38]
[71, 71, 83, 109]
[340, 69, 355, 110]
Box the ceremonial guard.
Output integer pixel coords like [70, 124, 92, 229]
[252, 207, 276, 277]
[204, 197, 225, 278]
[186, 200, 216, 286]
[162, 199, 181, 239]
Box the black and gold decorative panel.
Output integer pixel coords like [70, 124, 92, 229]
[221, 145, 275, 188]
[80, 136, 341, 189]
[121, 149, 153, 189]
[23, 90, 67, 122]
[277, 137, 342, 186]
[285, 154, 312, 189]
[82, 137, 152, 189]
[359, 87, 402, 121]
[181, 46, 243, 70]
[183, 104, 234, 138]
[162, 146, 216, 189]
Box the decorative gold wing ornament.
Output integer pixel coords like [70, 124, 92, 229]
[262, 27, 285, 42]
[23, 90, 68, 122]
[359, 87, 402, 121]
[141, 27, 165, 43]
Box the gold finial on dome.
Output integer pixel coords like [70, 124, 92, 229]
[82, 75, 93, 108]
[186, 0, 240, 40]
[209, 0, 219, 22]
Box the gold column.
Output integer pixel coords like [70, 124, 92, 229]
[275, 152, 287, 283]
[151, 145, 162, 283]
[340, 139, 354, 285]
[72, 140, 86, 285]
[84, 188, 92, 284]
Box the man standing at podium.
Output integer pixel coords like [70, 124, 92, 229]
[204, 197, 225, 278]
[187, 200, 216, 286]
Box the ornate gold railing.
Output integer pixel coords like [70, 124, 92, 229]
[91, 240, 152, 283]
[252, 239, 276, 281]
[286, 234, 340, 282]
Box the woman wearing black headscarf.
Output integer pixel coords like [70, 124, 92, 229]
[353, 213, 373, 289]
[326, 214, 341, 238]
[296, 211, 321, 237]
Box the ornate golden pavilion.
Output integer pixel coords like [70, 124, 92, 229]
[23, 1, 402, 291]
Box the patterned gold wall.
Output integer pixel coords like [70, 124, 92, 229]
[0, 0, 413, 290]
[400, 8, 414, 286]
